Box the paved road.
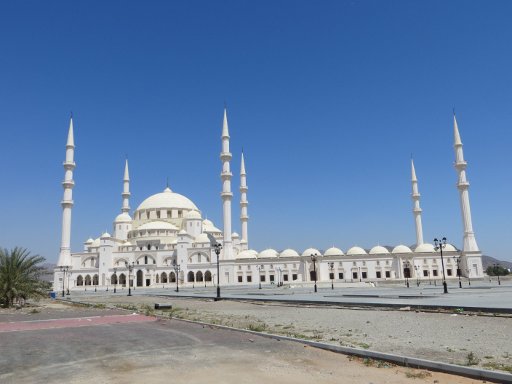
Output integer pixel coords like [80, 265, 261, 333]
[69, 279, 512, 311]
[0, 306, 485, 384]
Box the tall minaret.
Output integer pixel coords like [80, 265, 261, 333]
[220, 108, 234, 259]
[58, 116, 75, 266]
[453, 114, 479, 252]
[410, 158, 424, 246]
[122, 159, 130, 214]
[240, 151, 249, 249]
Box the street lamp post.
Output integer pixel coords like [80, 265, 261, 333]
[403, 261, 410, 288]
[213, 242, 222, 300]
[59, 266, 69, 297]
[329, 262, 334, 290]
[173, 262, 181, 292]
[454, 256, 462, 288]
[465, 268, 471, 286]
[113, 268, 117, 293]
[311, 254, 318, 293]
[494, 263, 501, 285]
[434, 237, 448, 294]
[125, 261, 134, 296]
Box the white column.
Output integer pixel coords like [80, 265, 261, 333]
[220, 108, 233, 259]
[122, 159, 130, 213]
[240, 152, 249, 249]
[410, 158, 424, 246]
[453, 115, 479, 252]
[58, 117, 75, 266]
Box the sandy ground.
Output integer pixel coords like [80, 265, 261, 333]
[0, 300, 492, 384]
[65, 295, 512, 375]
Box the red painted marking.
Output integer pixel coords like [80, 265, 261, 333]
[0, 314, 156, 333]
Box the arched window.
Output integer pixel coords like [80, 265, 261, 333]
[170, 272, 176, 283]
[119, 273, 126, 286]
[93, 274, 99, 285]
[187, 271, 195, 282]
[161, 272, 168, 283]
[77, 275, 84, 286]
[145, 255, 148, 264]
[196, 271, 203, 282]
[85, 275, 92, 285]
[205, 270, 212, 282]
[111, 274, 118, 285]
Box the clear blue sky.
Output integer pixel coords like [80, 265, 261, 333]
[1, 1, 511, 263]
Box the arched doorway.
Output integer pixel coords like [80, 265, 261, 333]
[77, 275, 83, 286]
[196, 271, 203, 282]
[161, 272, 168, 283]
[93, 274, 99, 286]
[111, 274, 118, 285]
[136, 270, 143, 287]
[205, 270, 212, 282]
[85, 275, 92, 285]
[187, 271, 195, 282]
[119, 273, 126, 286]
[403, 267, 411, 279]
[170, 272, 176, 283]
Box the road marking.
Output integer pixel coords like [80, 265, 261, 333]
[0, 314, 156, 333]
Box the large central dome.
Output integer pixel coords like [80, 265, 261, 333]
[136, 187, 199, 211]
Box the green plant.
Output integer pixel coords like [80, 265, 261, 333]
[466, 352, 480, 366]
[29, 308, 40, 314]
[483, 362, 512, 373]
[248, 322, 267, 332]
[0, 247, 50, 308]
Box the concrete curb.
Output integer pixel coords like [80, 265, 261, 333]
[167, 316, 511, 383]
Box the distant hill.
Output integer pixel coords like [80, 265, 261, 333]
[482, 255, 512, 270]
[40, 263, 56, 282]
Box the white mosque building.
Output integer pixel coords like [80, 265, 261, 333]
[54, 110, 484, 291]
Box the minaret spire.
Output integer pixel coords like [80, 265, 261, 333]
[122, 158, 130, 213]
[453, 114, 479, 252]
[220, 107, 234, 259]
[58, 116, 76, 266]
[410, 157, 424, 246]
[240, 151, 249, 249]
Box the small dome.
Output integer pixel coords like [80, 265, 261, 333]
[258, 249, 279, 258]
[203, 219, 222, 233]
[324, 247, 344, 256]
[114, 212, 132, 223]
[238, 249, 258, 259]
[137, 221, 178, 231]
[185, 210, 202, 220]
[85, 238, 94, 244]
[444, 244, 457, 252]
[100, 232, 111, 239]
[232, 232, 240, 238]
[280, 248, 300, 258]
[178, 229, 188, 236]
[136, 187, 199, 211]
[369, 245, 390, 255]
[195, 233, 211, 243]
[346, 246, 367, 256]
[302, 248, 322, 257]
[415, 243, 435, 253]
[392, 244, 412, 254]
[91, 237, 101, 247]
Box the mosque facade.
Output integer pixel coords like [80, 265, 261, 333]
[53, 110, 484, 291]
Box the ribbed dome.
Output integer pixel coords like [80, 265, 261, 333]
[184, 210, 202, 220]
[137, 187, 198, 211]
[238, 249, 258, 259]
[258, 249, 279, 258]
[280, 249, 300, 258]
[195, 233, 211, 243]
[324, 247, 344, 256]
[137, 221, 178, 231]
[392, 244, 412, 254]
[346, 246, 367, 255]
[415, 243, 435, 253]
[100, 232, 111, 239]
[302, 248, 321, 257]
[114, 212, 132, 223]
[369, 246, 390, 255]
